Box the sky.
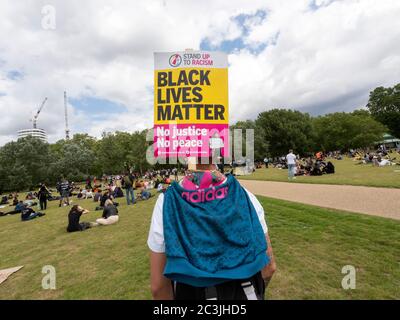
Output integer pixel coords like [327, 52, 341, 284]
[0, 0, 399, 146]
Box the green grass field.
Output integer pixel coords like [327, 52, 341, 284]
[239, 156, 400, 188]
[0, 192, 399, 300]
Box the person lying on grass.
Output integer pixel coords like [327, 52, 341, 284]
[21, 204, 45, 221]
[0, 200, 26, 217]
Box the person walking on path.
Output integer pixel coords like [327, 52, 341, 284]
[286, 149, 297, 180]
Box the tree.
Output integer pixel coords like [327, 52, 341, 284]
[50, 134, 98, 181]
[367, 84, 400, 138]
[313, 111, 387, 151]
[94, 131, 150, 175]
[0, 136, 52, 191]
[255, 109, 316, 157]
[126, 130, 152, 173]
[50, 141, 95, 182]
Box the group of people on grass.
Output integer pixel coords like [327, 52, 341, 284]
[1, 160, 278, 301]
[66, 171, 181, 233]
[258, 145, 400, 182]
[0, 170, 177, 234]
[0, 184, 51, 220]
[67, 199, 119, 232]
[351, 146, 400, 167]
[4, 142, 400, 300]
[282, 150, 336, 180]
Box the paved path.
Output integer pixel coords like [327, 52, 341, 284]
[239, 180, 400, 221]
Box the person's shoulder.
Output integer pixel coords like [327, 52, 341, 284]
[242, 187, 257, 201]
[151, 193, 165, 217]
[155, 192, 165, 203]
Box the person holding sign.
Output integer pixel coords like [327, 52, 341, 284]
[149, 51, 275, 300]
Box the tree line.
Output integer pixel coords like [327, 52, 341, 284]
[0, 131, 151, 192]
[232, 108, 386, 159]
[0, 83, 398, 192]
[231, 83, 399, 159]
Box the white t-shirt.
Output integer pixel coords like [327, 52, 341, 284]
[147, 188, 269, 253]
[286, 153, 296, 165]
[379, 159, 390, 167]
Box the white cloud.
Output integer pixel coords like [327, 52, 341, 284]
[228, 0, 400, 121]
[0, 0, 399, 146]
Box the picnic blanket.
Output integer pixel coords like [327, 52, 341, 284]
[0, 266, 24, 285]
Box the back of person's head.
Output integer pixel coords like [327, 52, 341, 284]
[289, 149, 293, 153]
[70, 205, 80, 214]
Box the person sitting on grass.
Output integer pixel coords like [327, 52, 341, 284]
[25, 192, 35, 200]
[12, 193, 19, 206]
[1, 195, 9, 205]
[379, 158, 391, 167]
[95, 191, 118, 211]
[67, 205, 95, 232]
[137, 187, 152, 201]
[323, 161, 335, 174]
[157, 183, 164, 193]
[95, 199, 119, 226]
[84, 188, 94, 199]
[310, 162, 322, 176]
[113, 185, 124, 198]
[100, 190, 113, 206]
[77, 189, 84, 199]
[21, 204, 45, 221]
[93, 189, 102, 202]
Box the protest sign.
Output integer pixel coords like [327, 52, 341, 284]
[154, 51, 228, 159]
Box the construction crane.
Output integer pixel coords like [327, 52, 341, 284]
[32, 97, 48, 129]
[64, 91, 70, 140]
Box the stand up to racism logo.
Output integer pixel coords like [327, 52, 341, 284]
[153, 51, 229, 159]
[169, 54, 182, 67]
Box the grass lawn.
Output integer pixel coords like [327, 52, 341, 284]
[0, 193, 399, 299]
[239, 155, 400, 188]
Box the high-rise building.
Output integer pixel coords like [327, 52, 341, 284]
[17, 128, 48, 142]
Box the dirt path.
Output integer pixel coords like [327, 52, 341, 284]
[239, 180, 400, 221]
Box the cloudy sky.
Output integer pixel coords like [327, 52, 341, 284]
[0, 0, 399, 145]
